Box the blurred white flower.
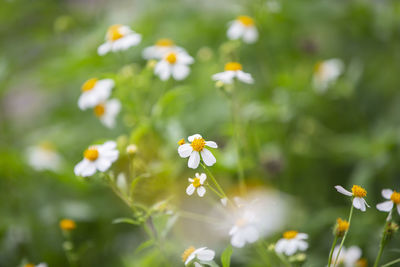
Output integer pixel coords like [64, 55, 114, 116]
[376, 189, 400, 215]
[97, 24, 141, 56]
[93, 99, 121, 128]
[74, 141, 119, 177]
[212, 62, 254, 84]
[313, 59, 344, 93]
[330, 245, 362, 267]
[26, 142, 62, 171]
[24, 263, 47, 267]
[186, 173, 207, 197]
[181, 246, 215, 266]
[266, 0, 281, 13]
[142, 38, 185, 60]
[154, 51, 194, 81]
[227, 15, 258, 44]
[335, 185, 370, 212]
[275, 231, 308, 256]
[229, 209, 259, 247]
[178, 134, 217, 169]
[78, 78, 114, 110]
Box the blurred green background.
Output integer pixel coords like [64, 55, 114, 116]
[1, 0, 400, 266]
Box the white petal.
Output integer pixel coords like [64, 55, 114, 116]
[197, 186, 206, 197]
[353, 197, 365, 211]
[186, 184, 195, 195]
[188, 134, 202, 142]
[74, 159, 88, 176]
[335, 185, 352, 196]
[377, 201, 393, 212]
[205, 141, 218, 148]
[196, 249, 215, 261]
[212, 71, 235, 84]
[344, 246, 361, 265]
[80, 161, 97, 177]
[178, 144, 193, 158]
[397, 204, 400, 216]
[194, 262, 203, 267]
[297, 240, 308, 251]
[200, 148, 216, 166]
[178, 52, 194, 65]
[221, 198, 228, 206]
[154, 61, 171, 81]
[199, 173, 207, 183]
[99, 141, 117, 151]
[275, 239, 287, 254]
[172, 64, 190, 80]
[242, 27, 258, 44]
[95, 158, 112, 172]
[296, 233, 308, 240]
[284, 240, 298, 256]
[188, 151, 200, 169]
[98, 42, 111, 56]
[231, 232, 245, 248]
[185, 253, 196, 265]
[243, 226, 259, 243]
[227, 22, 244, 40]
[382, 189, 393, 199]
[236, 70, 254, 84]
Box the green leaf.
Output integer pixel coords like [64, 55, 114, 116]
[221, 244, 233, 267]
[135, 239, 155, 254]
[112, 217, 140, 225]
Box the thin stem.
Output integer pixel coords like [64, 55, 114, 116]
[382, 258, 400, 267]
[333, 203, 354, 266]
[200, 162, 227, 199]
[373, 211, 392, 267]
[275, 251, 291, 267]
[178, 210, 220, 224]
[327, 235, 338, 267]
[206, 183, 224, 199]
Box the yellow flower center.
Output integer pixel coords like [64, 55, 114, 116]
[356, 258, 368, 267]
[352, 185, 367, 198]
[24, 264, 35, 267]
[191, 137, 205, 152]
[59, 219, 76, 231]
[336, 218, 349, 233]
[314, 61, 324, 75]
[192, 177, 201, 188]
[107, 24, 124, 41]
[182, 246, 196, 262]
[237, 15, 254, 26]
[84, 147, 99, 161]
[165, 52, 177, 64]
[178, 138, 185, 146]
[224, 62, 243, 71]
[39, 141, 55, 151]
[156, 38, 174, 47]
[391, 191, 400, 204]
[81, 78, 98, 92]
[94, 103, 105, 117]
[283, 230, 298, 239]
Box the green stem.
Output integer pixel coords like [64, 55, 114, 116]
[327, 235, 338, 267]
[178, 210, 220, 224]
[206, 183, 224, 198]
[200, 162, 227, 199]
[275, 251, 291, 267]
[373, 211, 392, 267]
[382, 258, 400, 267]
[333, 203, 354, 266]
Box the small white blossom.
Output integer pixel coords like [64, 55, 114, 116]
[178, 134, 217, 169]
[229, 210, 259, 248]
[78, 78, 114, 110]
[186, 173, 207, 197]
[313, 59, 344, 93]
[142, 38, 185, 60]
[98, 24, 141, 56]
[275, 231, 308, 256]
[182, 246, 215, 266]
[330, 245, 362, 267]
[227, 15, 258, 44]
[154, 51, 194, 81]
[93, 99, 121, 128]
[376, 189, 400, 215]
[26, 142, 62, 171]
[335, 185, 370, 212]
[212, 62, 254, 84]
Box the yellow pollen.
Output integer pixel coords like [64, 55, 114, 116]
[182, 246, 196, 262]
[283, 230, 298, 239]
[84, 147, 99, 161]
[192, 177, 201, 188]
[224, 62, 243, 71]
[356, 258, 368, 267]
[81, 78, 98, 92]
[165, 52, 177, 64]
[107, 24, 124, 41]
[178, 138, 185, 146]
[191, 138, 206, 152]
[94, 103, 105, 117]
[24, 264, 35, 267]
[391, 191, 400, 204]
[237, 15, 254, 26]
[156, 38, 174, 47]
[59, 219, 76, 231]
[336, 218, 349, 233]
[352, 185, 367, 198]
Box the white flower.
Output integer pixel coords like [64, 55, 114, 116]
[74, 141, 119, 177]
[330, 245, 362, 267]
[154, 51, 194, 81]
[266, 0, 281, 13]
[186, 173, 207, 197]
[229, 210, 260, 248]
[78, 78, 114, 110]
[142, 38, 185, 60]
[93, 99, 121, 128]
[97, 24, 141, 56]
[376, 189, 400, 215]
[313, 59, 344, 93]
[227, 15, 258, 44]
[26, 142, 62, 171]
[335, 185, 370, 212]
[181, 246, 215, 266]
[178, 134, 217, 169]
[24, 263, 48, 267]
[275, 231, 308, 256]
[212, 62, 254, 84]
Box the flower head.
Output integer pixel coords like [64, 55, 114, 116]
[142, 38, 185, 60]
[59, 219, 76, 231]
[78, 78, 114, 110]
[178, 134, 217, 169]
[154, 51, 194, 81]
[93, 99, 121, 128]
[227, 15, 258, 44]
[330, 245, 362, 267]
[313, 59, 344, 93]
[275, 231, 308, 256]
[335, 218, 349, 237]
[212, 62, 254, 84]
[26, 142, 62, 171]
[186, 173, 207, 197]
[24, 263, 47, 267]
[335, 185, 370, 212]
[181, 246, 215, 266]
[376, 189, 400, 215]
[97, 24, 141, 56]
[74, 141, 119, 177]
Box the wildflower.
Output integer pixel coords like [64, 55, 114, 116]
[78, 78, 114, 110]
[181, 246, 215, 266]
[330, 245, 362, 267]
[376, 189, 400, 215]
[313, 59, 344, 93]
[275, 231, 308, 256]
[93, 99, 121, 128]
[229, 212, 259, 248]
[59, 219, 76, 231]
[126, 144, 138, 155]
[24, 264, 47, 267]
[154, 51, 194, 81]
[335, 218, 350, 237]
[74, 141, 119, 177]
[212, 62, 254, 84]
[178, 134, 217, 169]
[335, 185, 370, 212]
[227, 15, 258, 44]
[97, 24, 141, 56]
[142, 38, 185, 60]
[186, 173, 207, 197]
[26, 142, 62, 171]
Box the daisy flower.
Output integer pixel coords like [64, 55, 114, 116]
[330, 245, 362, 267]
[227, 15, 258, 44]
[376, 189, 400, 215]
[181, 246, 215, 267]
[186, 173, 207, 197]
[177, 134, 217, 169]
[26, 142, 62, 171]
[78, 78, 114, 110]
[97, 24, 141, 56]
[93, 99, 121, 128]
[335, 185, 370, 212]
[313, 58, 344, 93]
[24, 264, 47, 267]
[275, 231, 308, 256]
[154, 51, 194, 81]
[142, 38, 185, 60]
[229, 211, 259, 248]
[74, 141, 119, 177]
[59, 219, 76, 231]
[212, 62, 254, 84]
